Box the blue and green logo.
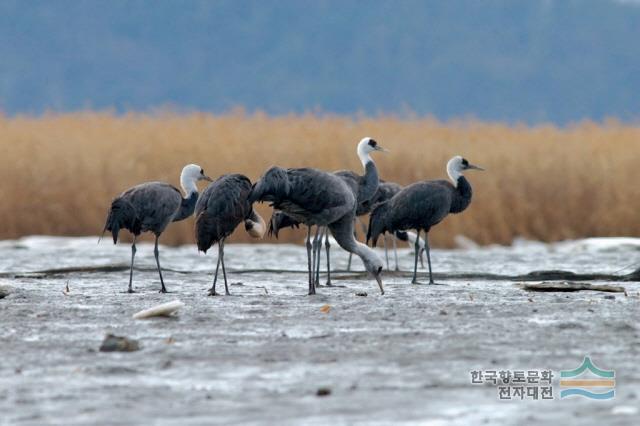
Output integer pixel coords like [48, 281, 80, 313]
[559, 356, 615, 400]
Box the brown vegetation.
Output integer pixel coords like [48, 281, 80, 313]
[1, 111, 638, 247]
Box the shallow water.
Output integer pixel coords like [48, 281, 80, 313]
[1, 237, 639, 425]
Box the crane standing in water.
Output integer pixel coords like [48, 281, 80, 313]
[250, 163, 385, 295]
[195, 174, 266, 296]
[101, 164, 212, 293]
[269, 137, 386, 287]
[368, 156, 484, 284]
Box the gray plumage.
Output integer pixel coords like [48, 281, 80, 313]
[104, 182, 189, 244]
[346, 179, 404, 271]
[267, 165, 381, 237]
[362, 180, 403, 214]
[268, 210, 300, 238]
[368, 156, 483, 284]
[334, 161, 379, 216]
[195, 174, 259, 296]
[101, 164, 211, 293]
[250, 167, 356, 226]
[267, 137, 386, 286]
[250, 166, 384, 295]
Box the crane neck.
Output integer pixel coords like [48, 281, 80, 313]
[447, 163, 462, 187]
[180, 176, 199, 198]
[357, 144, 373, 168]
[449, 176, 473, 214]
[358, 161, 379, 204]
[173, 191, 199, 222]
[329, 215, 382, 271]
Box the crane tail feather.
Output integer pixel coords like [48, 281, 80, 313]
[367, 201, 390, 247]
[103, 198, 140, 244]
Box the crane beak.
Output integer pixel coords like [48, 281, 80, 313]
[467, 164, 484, 171]
[201, 175, 214, 182]
[374, 146, 389, 153]
[374, 269, 385, 295]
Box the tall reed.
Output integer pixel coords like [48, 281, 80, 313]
[1, 112, 638, 247]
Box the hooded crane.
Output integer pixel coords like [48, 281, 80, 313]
[368, 156, 483, 284]
[250, 166, 385, 295]
[361, 181, 429, 272]
[195, 174, 266, 296]
[350, 179, 403, 271]
[102, 164, 212, 293]
[268, 137, 386, 286]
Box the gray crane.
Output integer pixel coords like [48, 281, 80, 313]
[195, 174, 266, 296]
[101, 164, 212, 293]
[349, 179, 403, 271]
[363, 181, 429, 272]
[368, 156, 483, 284]
[250, 166, 385, 295]
[267, 137, 386, 286]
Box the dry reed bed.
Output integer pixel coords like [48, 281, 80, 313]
[0, 112, 638, 247]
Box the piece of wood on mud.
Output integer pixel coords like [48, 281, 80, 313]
[520, 281, 626, 293]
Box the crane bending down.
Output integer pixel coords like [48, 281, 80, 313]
[250, 166, 385, 295]
[195, 174, 266, 296]
[268, 137, 386, 286]
[368, 156, 483, 284]
[102, 164, 212, 293]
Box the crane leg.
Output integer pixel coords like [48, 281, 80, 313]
[154, 236, 167, 293]
[208, 243, 222, 296]
[127, 237, 137, 293]
[392, 234, 399, 271]
[220, 239, 230, 295]
[313, 227, 323, 287]
[419, 247, 426, 269]
[306, 226, 315, 295]
[424, 233, 434, 284]
[346, 218, 358, 271]
[311, 227, 317, 288]
[325, 230, 332, 286]
[411, 229, 420, 284]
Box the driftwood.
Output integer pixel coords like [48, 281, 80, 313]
[329, 269, 639, 283]
[520, 282, 626, 293]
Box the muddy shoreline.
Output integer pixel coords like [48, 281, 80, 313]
[1, 237, 639, 425]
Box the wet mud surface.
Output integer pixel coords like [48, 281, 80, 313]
[1, 237, 639, 425]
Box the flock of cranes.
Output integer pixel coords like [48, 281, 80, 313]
[102, 137, 483, 296]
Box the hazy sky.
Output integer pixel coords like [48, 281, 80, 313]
[0, 0, 638, 123]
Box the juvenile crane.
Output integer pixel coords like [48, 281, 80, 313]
[102, 164, 212, 293]
[250, 166, 385, 295]
[195, 174, 266, 296]
[368, 156, 483, 284]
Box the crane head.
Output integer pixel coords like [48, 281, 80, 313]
[358, 137, 388, 155]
